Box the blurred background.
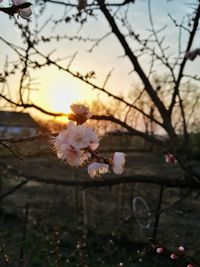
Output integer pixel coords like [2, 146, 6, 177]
[0, 0, 200, 266]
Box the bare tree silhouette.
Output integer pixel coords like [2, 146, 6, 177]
[0, 0, 200, 185]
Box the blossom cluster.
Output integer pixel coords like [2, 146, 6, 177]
[0, 0, 32, 19]
[164, 152, 177, 164]
[53, 104, 125, 179]
[156, 245, 195, 267]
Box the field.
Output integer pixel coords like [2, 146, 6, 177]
[0, 142, 199, 266]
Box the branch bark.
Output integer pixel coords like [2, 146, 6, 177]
[92, 114, 166, 147]
[1, 161, 200, 189]
[97, 0, 168, 125]
[169, 2, 200, 114]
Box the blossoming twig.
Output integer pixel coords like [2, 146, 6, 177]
[149, 238, 197, 267]
[52, 104, 126, 178]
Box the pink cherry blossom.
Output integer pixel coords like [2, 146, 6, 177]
[53, 123, 96, 167]
[164, 153, 177, 164]
[69, 104, 92, 124]
[178, 246, 185, 253]
[68, 124, 99, 150]
[112, 152, 125, 175]
[52, 103, 126, 178]
[53, 124, 74, 151]
[11, 0, 32, 19]
[58, 144, 82, 166]
[70, 104, 91, 117]
[57, 143, 90, 167]
[88, 129, 99, 150]
[65, 148, 89, 167]
[170, 253, 178, 260]
[88, 162, 109, 178]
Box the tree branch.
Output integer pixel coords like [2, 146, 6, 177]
[0, 180, 28, 202]
[97, 0, 168, 124]
[1, 160, 200, 189]
[0, 93, 65, 117]
[31, 47, 164, 128]
[0, 133, 57, 143]
[92, 114, 166, 147]
[169, 2, 200, 114]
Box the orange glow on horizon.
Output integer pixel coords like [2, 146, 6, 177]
[31, 71, 95, 120]
[48, 78, 94, 113]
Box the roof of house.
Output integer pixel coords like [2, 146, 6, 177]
[0, 111, 39, 128]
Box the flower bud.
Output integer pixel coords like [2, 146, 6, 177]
[156, 247, 164, 254]
[178, 246, 185, 253]
[112, 152, 125, 175]
[170, 253, 178, 260]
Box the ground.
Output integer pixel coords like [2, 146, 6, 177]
[0, 141, 199, 266]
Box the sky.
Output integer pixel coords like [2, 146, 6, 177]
[0, 0, 199, 120]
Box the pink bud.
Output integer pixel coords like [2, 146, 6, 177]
[156, 247, 164, 254]
[178, 246, 185, 252]
[187, 265, 194, 267]
[170, 253, 178, 260]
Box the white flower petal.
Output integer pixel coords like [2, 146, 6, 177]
[11, 0, 32, 19]
[66, 149, 83, 167]
[68, 124, 99, 150]
[112, 152, 125, 175]
[70, 104, 92, 123]
[70, 104, 89, 115]
[12, 0, 24, 5]
[19, 7, 32, 18]
[68, 125, 90, 149]
[88, 162, 109, 178]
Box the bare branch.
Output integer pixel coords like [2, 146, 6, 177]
[1, 160, 200, 189]
[97, 0, 168, 123]
[32, 47, 164, 128]
[0, 180, 28, 202]
[169, 2, 200, 114]
[0, 133, 57, 143]
[0, 141, 23, 160]
[92, 114, 166, 147]
[0, 93, 65, 117]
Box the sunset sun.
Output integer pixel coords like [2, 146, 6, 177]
[35, 71, 95, 116]
[48, 80, 83, 113]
